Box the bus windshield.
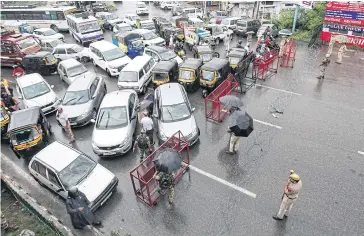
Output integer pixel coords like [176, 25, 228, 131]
[78, 21, 100, 33]
[17, 37, 39, 50]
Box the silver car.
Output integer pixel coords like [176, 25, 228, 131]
[58, 74, 107, 127]
[57, 59, 95, 85]
[91, 90, 139, 157]
[28, 141, 118, 211]
[154, 83, 200, 145]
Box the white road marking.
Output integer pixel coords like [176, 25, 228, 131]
[255, 84, 302, 96]
[358, 151, 364, 156]
[254, 119, 282, 129]
[189, 165, 257, 198]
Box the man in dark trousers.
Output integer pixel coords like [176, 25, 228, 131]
[133, 129, 153, 161]
[66, 187, 101, 229]
[153, 169, 175, 204]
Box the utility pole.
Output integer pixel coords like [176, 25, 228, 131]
[262, 1, 265, 21]
[292, 4, 300, 33]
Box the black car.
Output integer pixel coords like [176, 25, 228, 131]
[22, 51, 58, 76]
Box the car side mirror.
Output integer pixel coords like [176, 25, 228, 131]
[90, 119, 96, 123]
[191, 107, 195, 112]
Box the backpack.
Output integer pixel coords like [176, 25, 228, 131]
[137, 135, 149, 149]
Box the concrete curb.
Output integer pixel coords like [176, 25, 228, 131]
[1, 172, 75, 236]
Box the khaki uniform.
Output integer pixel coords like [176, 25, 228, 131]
[229, 133, 240, 153]
[279, 38, 288, 57]
[157, 172, 174, 204]
[327, 39, 335, 56]
[276, 180, 302, 219]
[318, 57, 330, 79]
[336, 44, 347, 64]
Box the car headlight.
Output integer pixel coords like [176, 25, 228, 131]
[92, 142, 99, 150]
[192, 126, 198, 136]
[119, 135, 130, 147]
[80, 109, 92, 118]
[109, 65, 118, 69]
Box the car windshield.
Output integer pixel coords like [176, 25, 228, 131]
[103, 48, 125, 61]
[72, 45, 84, 52]
[162, 102, 191, 122]
[229, 57, 241, 64]
[202, 70, 215, 81]
[42, 29, 57, 36]
[160, 50, 176, 60]
[49, 39, 62, 48]
[237, 21, 247, 27]
[106, 14, 118, 20]
[22, 82, 50, 100]
[78, 21, 100, 33]
[58, 154, 96, 189]
[62, 90, 90, 105]
[143, 32, 158, 40]
[96, 106, 128, 129]
[153, 72, 168, 81]
[118, 71, 138, 82]
[18, 37, 39, 50]
[67, 64, 88, 77]
[179, 69, 194, 80]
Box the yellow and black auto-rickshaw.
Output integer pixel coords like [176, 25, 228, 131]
[200, 58, 230, 97]
[8, 107, 52, 159]
[164, 27, 184, 44]
[152, 60, 179, 87]
[194, 45, 220, 64]
[227, 47, 247, 73]
[1, 103, 10, 140]
[178, 58, 203, 91]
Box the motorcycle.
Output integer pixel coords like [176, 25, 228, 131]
[173, 42, 187, 60]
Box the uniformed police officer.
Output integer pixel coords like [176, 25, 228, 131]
[133, 130, 152, 161]
[153, 170, 175, 204]
[273, 171, 302, 220]
[336, 43, 347, 64]
[317, 54, 331, 79]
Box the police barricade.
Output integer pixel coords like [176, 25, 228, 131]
[252, 49, 279, 81]
[234, 53, 256, 94]
[204, 74, 239, 122]
[280, 40, 297, 68]
[130, 131, 190, 206]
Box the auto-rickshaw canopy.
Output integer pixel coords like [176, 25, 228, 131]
[115, 31, 142, 45]
[201, 58, 229, 72]
[8, 107, 41, 132]
[152, 60, 178, 73]
[228, 48, 247, 58]
[197, 45, 212, 54]
[179, 58, 203, 71]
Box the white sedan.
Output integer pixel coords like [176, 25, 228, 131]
[160, 1, 179, 10]
[33, 28, 65, 42]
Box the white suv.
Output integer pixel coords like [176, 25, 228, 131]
[29, 141, 118, 211]
[89, 40, 131, 77]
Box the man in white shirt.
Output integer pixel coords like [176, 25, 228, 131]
[56, 107, 75, 144]
[140, 111, 154, 144]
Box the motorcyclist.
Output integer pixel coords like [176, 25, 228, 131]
[1, 78, 13, 96]
[12, 65, 25, 77]
[236, 40, 243, 48]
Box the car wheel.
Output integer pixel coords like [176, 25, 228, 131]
[51, 25, 59, 33]
[81, 56, 88, 64]
[92, 109, 97, 120]
[106, 68, 112, 77]
[92, 59, 97, 67]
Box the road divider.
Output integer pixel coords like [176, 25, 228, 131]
[189, 165, 257, 198]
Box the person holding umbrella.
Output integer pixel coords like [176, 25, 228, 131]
[66, 187, 101, 229]
[153, 148, 182, 204]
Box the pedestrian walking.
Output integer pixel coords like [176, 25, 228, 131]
[225, 106, 241, 155]
[273, 170, 302, 220]
[66, 187, 101, 229]
[133, 130, 153, 161]
[327, 37, 335, 56]
[140, 111, 154, 144]
[153, 170, 175, 204]
[317, 54, 330, 79]
[56, 107, 75, 144]
[224, 31, 230, 51]
[336, 43, 347, 64]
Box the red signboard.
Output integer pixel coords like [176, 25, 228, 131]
[324, 16, 364, 26]
[326, 2, 364, 12]
[321, 31, 364, 48]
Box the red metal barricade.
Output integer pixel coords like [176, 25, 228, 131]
[280, 40, 297, 68]
[205, 74, 239, 122]
[130, 131, 190, 206]
[252, 49, 279, 81]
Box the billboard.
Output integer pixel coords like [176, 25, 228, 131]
[325, 2, 364, 12]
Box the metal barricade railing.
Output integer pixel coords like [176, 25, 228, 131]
[130, 131, 190, 206]
[234, 53, 256, 94]
[252, 49, 280, 81]
[280, 40, 297, 68]
[205, 74, 239, 122]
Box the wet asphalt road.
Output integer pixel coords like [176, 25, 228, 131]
[2, 2, 364, 236]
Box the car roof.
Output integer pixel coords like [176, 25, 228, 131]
[100, 90, 135, 108]
[24, 51, 50, 58]
[158, 83, 185, 106]
[116, 23, 132, 27]
[261, 24, 274, 27]
[59, 58, 82, 68]
[34, 141, 81, 172]
[54, 44, 76, 49]
[8, 107, 41, 132]
[90, 40, 117, 51]
[152, 60, 176, 72]
[146, 45, 167, 53]
[67, 74, 97, 91]
[122, 55, 152, 71]
[201, 58, 229, 70]
[41, 38, 60, 42]
[17, 73, 45, 88]
[180, 58, 202, 70]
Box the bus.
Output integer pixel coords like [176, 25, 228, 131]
[66, 12, 104, 46]
[0, 5, 77, 32]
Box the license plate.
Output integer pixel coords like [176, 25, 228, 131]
[104, 152, 116, 156]
[70, 122, 77, 126]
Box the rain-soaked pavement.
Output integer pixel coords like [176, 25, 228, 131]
[1, 2, 364, 236]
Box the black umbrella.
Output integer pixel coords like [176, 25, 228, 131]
[153, 148, 182, 173]
[229, 110, 254, 137]
[219, 95, 244, 108]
